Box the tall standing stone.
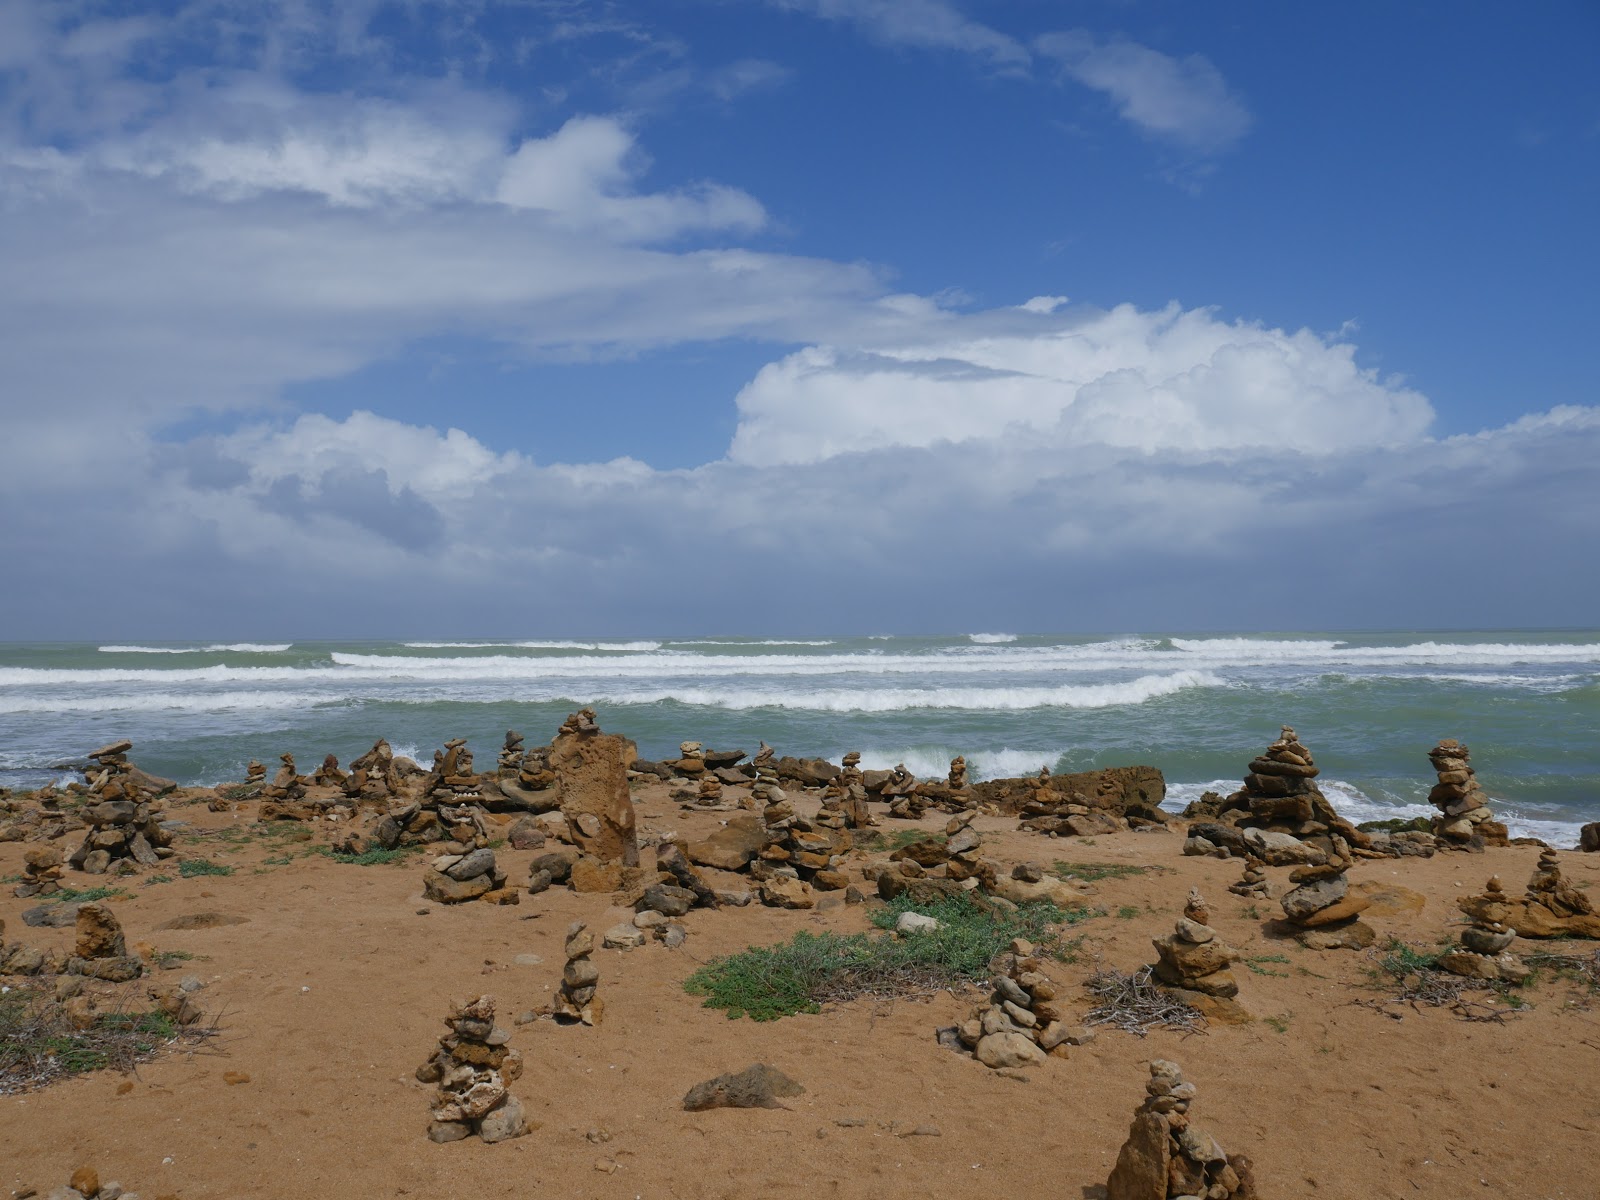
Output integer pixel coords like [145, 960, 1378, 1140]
[550, 708, 639, 867]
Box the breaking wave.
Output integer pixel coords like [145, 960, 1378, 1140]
[99, 643, 292, 654]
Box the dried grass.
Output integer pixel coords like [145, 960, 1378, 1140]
[1083, 965, 1207, 1037]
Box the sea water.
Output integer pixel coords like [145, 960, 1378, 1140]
[1, 631, 1596, 845]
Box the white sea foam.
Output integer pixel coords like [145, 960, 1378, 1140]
[967, 632, 1018, 644]
[851, 747, 1062, 781]
[98, 643, 292, 654]
[664, 639, 837, 647]
[401, 640, 662, 651]
[0, 690, 338, 714]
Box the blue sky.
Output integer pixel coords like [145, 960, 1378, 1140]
[0, 0, 1596, 635]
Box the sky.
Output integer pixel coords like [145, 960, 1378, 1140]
[0, 0, 1597, 638]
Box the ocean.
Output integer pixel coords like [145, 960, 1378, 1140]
[2, 631, 1596, 846]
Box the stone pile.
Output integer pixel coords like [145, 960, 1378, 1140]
[245, 760, 267, 790]
[15, 845, 65, 899]
[952, 940, 1073, 1068]
[312, 754, 347, 788]
[554, 922, 603, 1024]
[0, 916, 56, 975]
[948, 755, 970, 792]
[1151, 889, 1243, 1000]
[422, 847, 515, 905]
[67, 742, 175, 876]
[755, 779, 848, 900]
[419, 739, 488, 807]
[342, 738, 405, 802]
[65, 902, 143, 982]
[1427, 739, 1508, 848]
[1439, 876, 1529, 983]
[1278, 851, 1374, 949]
[494, 730, 557, 809]
[32, 1166, 142, 1200]
[1226, 856, 1271, 901]
[258, 753, 319, 820]
[1184, 727, 1368, 862]
[817, 753, 874, 828]
[1106, 1060, 1259, 1200]
[879, 764, 924, 818]
[552, 709, 639, 877]
[693, 776, 725, 807]
[674, 741, 707, 778]
[416, 995, 528, 1144]
[1461, 850, 1600, 939]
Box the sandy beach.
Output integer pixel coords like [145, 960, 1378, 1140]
[4, 751, 1600, 1200]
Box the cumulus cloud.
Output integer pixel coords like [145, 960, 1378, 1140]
[727, 304, 1433, 465]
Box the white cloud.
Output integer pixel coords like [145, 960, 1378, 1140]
[1035, 32, 1252, 154]
[767, 0, 1029, 66]
[727, 303, 1433, 465]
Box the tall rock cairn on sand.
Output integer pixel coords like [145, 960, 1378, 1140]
[551, 709, 639, 868]
[1151, 890, 1242, 999]
[417, 995, 528, 1144]
[1106, 1060, 1259, 1200]
[555, 921, 603, 1025]
[1427, 739, 1508, 848]
[68, 741, 174, 876]
[1278, 849, 1374, 950]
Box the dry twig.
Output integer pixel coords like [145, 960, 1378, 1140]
[1083, 965, 1207, 1037]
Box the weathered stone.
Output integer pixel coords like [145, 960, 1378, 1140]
[423, 871, 493, 904]
[550, 709, 638, 866]
[1106, 1111, 1170, 1200]
[74, 903, 126, 960]
[477, 1094, 529, 1143]
[974, 1031, 1046, 1069]
[683, 1063, 805, 1111]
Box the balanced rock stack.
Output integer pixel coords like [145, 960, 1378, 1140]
[880, 764, 925, 818]
[66, 902, 143, 982]
[941, 811, 991, 885]
[342, 738, 405, 802]
[417, 995, 528, 1144]
[674, 741, 707, 778]
[1185, 726, 1368, 862]
[258, 753, 317, 820]
[495, 731, 556, 808]
[818, 756, 873, 829]
[1471, 849, 1600, 938]
[312, 754, 347, 789]
[693, 776, 725, 807]
[68, 742, 174, 876]
[755, 782, 848, 899]
[1439, 876, 1529, 982]
[422, 847, 515, 905]
[1427, 739, 1508, 848]
[554, 922, 603, 1025]
[1152, 889, 1243, 1001]
[1227, 856, 1271, 901]
[953, 940, 1072, 1068]
[948, 756, 970, 792]
[1106, 1060, 1259, 1200]
[245, 760, 267, 790]
[420, 739, 486, 807]
[15, 845, 65, 898]
[1279, 853, 1374, 949]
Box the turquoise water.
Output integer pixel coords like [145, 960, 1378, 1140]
[1, 631, 1596, 844]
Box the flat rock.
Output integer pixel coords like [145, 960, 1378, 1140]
[21, 902, 82, 928]
[683, 1064, 805, 1111]
[974, 1031, 1046, 1069]
[155, 912, 249, 931]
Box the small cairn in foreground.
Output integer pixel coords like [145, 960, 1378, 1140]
[674, 741, 707, 778]
[1152, 890, 1242, 999]
[1106, 1060, 1259, 1200]
[954, 940, 1071, 1068]
[1279, 849, 1374, 949]
[16, 845, 65, 898]
[555, 922, 603, 1025]
[1427, 739, 1507, 848]
[1227, 855, 1271, 901]
[65, 902, 143, 982]
[1439, 876, 1529, 983]
[417, 995, 528, 1144]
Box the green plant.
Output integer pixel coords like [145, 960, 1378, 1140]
[1050, 861, 1153, 883]
[686, 895, 1083, 1021]
[1116, 905, 1141, 920]
[0, 985, 214, 1095]
[50, 886, 130, 903]
[315, 844, 420, 866]
[144, 874, 173, 886]
[1238, 903, 1261, 920]
[1263, 1012, 1293, 1034]
[855, 828, 947, 854]
[1245, 954, 1291, 978]
[177, 858, 234, 878]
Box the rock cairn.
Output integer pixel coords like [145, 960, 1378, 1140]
[551, 708, 639, 871]
[245, 760, 267, 790]
[1152, 890, 1242, 999]
[555, 922, 603, 1025]
[66, 902, 143, 982]
[15, 845, 65, 898]
[1227, 856, 1271, 901]
[68, 742, 174, 876]
[941, 811, 991, 885]
[1279, 852, 1374, 949]
[880, 764, 924, 818]
[419, 739, 486, 807]
[496, 731, 556, 808]
[1458, 853, 1600, 938]
[953, 939, 1071, 1068]
[343, 738, 404, 802]
[1439, 876, 1529, 983]
[693, 776, 725, 807]
[312, 754, 347, 789]
[675, 741, 707, 778]
[1240, 725, 1321, 823]
[818, 754, 873, 828]
[423, 846, 515, 905]
[417, 995, 528, 1144]
[1427, 739, 1507, 848]
[755, 779, 847, 898]
[948, 755, 970, 791]
[1106, 1060, 1258, 1200]
[263, 753, 307, 801]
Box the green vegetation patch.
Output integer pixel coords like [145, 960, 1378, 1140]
[315, 844, 421, 867]
[50, 886, 131, 903]
[177, 858, 234, 878]
[1050, 860, 1158, 883]
[0, 986, 212, 1095]
[685, 894, 1085, 1021]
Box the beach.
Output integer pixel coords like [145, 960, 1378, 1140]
[3, 724, 1600, 1200]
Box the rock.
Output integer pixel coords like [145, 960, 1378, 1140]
[974, 1031, 1046, 1069]
[685, 815, 766, 870]
[444, 847, 496, 881]
[639, 883, 695, 918]
[423, 871, 493, 904]
[70, 1168, 99, 1197]
[1295, 919, 1377, 950]
[602, 924, 646, 949]
[427, 1120, 472, 1143]
[550, 708, 639, 866]
[74, 904, 126, 960]
[1280, 874, 1348, 922]
[477, 1095, 529, 1143]
[895, 912, 942, 935]
[1106, 1110, 1171, 1200]
[683, 1063, 805, 1111]
[22, 903, 82, 928]
[759, 876, 815, 909]
[1579, 822, 1600, 853]
[507, 817, 546, 850]
[568, 857, 625, 893]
